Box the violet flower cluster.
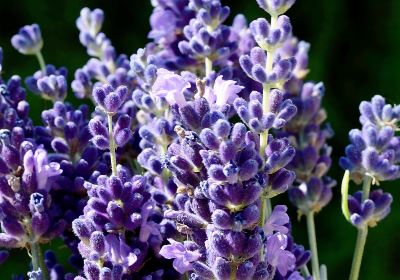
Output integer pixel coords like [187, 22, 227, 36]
[340, 95, 398, 229]
[0, 1, 398, 280]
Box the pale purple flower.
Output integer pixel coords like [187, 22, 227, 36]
[139, 201, 161, 242]
[11, 24, 43, 55]
[264, 205, 290, 234]
[266, 233, 296, 276]
[149, 7, 177, 45]
[23, 148, 62, 191]
[203, 76, 244, 107]
[287, 271, 305, 280]
[105, 234, 138, 267]
[152, 68, 190, 107]
[159, 239, 201, 274]
[76, 8, 104, 38]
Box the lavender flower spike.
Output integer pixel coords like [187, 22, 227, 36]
[340, 95, 400, 185]
[340, 95, 400, 280]
[11, 24, 43, 55]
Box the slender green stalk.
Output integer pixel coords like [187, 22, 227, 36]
[349, 176, 372, 280]
[260, 84, 271, 157]
[301, 265, 311, 278]
[107, 114, 117, 176]
[259, 15, 277, 157]
[35, 51, 46, 74]
[306, 211, 320, 280]
[259, 14, 278, 259]
[29, 242, 48, 279]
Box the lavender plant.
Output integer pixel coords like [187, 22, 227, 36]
[0, 0, 397, 280]
[340, 95, 399, 280]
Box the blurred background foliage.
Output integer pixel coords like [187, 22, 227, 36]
[1, 0, 400, 279]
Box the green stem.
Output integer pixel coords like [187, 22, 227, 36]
[349, 176, 372, 280]
[107, 114, 117, 176]
[35, 51, 46, 74]
[205, 57, 212, 77]
[259, 14, 278, 261]
[260, 84, 271, 157]
[306, 211, 320, 280]
[259, 197, 272, 228]
[301, 265, 311, 278]
[259, 15, 277, 158]
[30, 242, 48, 279]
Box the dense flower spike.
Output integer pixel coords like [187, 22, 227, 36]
[340, 95, 400, 185]
[340, 95, 400, 280]
[73, 171, 178, 279]
[179, 0, 237, 74]
[73, 7, 135, 99]
[76, 8, 108, 57]
[0, 130, 65, 251]
[284, 82, 335, 215]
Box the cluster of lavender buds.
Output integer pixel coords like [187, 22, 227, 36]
[340, 95, 399, 280]
[0, 0, 398, 280]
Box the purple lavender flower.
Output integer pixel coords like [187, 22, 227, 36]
[88, 113, 132, 150]
[149, 7, 178, 45]
[234, 89, 297, 133]
[266, 233, 296, 276]
[340, 95, 400, 184]
[250, 17, 292, 51]
[11, 24, 43, 55]
[0, 129, 65, 250]
[162, 89, 298, 278]
[202, 75, 243, 107]
[76, 8, 109, 57]
[0, 75, 33, 134]
[73, 8, 136, 100]
[348, 189, 393, 229]
[230, 14, 256, 56]
[92, 84, 128, 114]
[36, 74, 67, 102]
[24, 147, 63, 191]
[25, 65, 68, 95]
[178, 0, 237, 74]
[152, 69, 191, 107]
[72, 168, 177, 279]
[240, 47, 296, 87]
[264, 205, 290, 234]
[160, 238, 201, 274]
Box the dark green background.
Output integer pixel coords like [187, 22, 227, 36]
[1, 0, 400, 279]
